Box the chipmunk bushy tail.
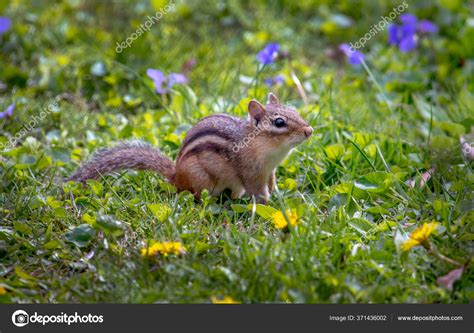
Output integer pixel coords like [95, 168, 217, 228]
[67, 141, 176, 184]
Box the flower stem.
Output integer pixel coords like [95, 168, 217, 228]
[360, 58, 392, 113]
[253, 64, 266, 96]
[427, 242, 462, 267]
[287, 59, 308, 106]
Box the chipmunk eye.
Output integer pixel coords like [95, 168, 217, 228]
[274, 118, 286, 128]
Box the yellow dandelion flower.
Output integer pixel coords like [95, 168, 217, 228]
[211, 296, 240, 304]
[0, 286, 6, 295]
[140, 241, 186, 257]
[271, 210, 299, 229]
[402, 222, 439, 251]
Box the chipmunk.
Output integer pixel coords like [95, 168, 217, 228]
[68, 93, 313, 203]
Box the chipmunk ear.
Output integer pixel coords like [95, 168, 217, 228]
[268, 93, 280, 105]
[248, 100, 266, 126]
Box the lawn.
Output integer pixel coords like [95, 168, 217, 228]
[0, 0, 473, 303]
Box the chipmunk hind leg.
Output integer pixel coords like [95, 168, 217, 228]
[231, 187, 245, 199]
[175, 156, 220, 197]
[268, 169, 276, 194]
[243, 181, 270, 204]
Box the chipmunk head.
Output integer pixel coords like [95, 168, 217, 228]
[247, 93, 313, 148]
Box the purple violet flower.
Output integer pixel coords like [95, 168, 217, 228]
[400, 13, 417, 25]
[146, 69, 188, 94]
[168, 73, 188, 86]
[418, 20, 438, 34]
[388, 14, 438, 52]
[399, 34, 417, 52]
[0, 103, 15, 119]
[388, 24, 400, 45]
[264, 74, 284, 87]
[0, 17, 11, 35]
[257, 43, 280, 65]
[339, 43, 364, 66]
[401, 19, 417, 38]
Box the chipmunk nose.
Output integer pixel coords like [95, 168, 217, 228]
[304, 126, 313, 138]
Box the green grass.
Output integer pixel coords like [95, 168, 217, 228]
[0, 0, 473, 303]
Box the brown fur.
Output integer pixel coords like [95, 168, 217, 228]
[67, 141, 175, 183]
[68, 93, 312, 203]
